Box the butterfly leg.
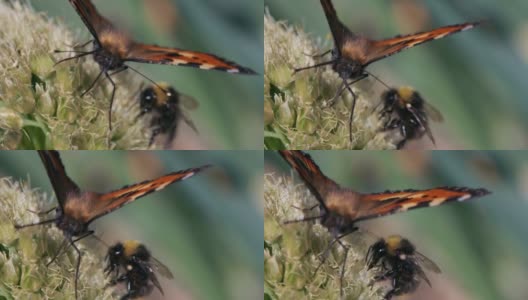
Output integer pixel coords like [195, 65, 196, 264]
[46, 237, 70, 267]
[69, 230, 94, 300]
[105, 66, 129, 131]
[53, 51, 96, 67]
[27, 206, 56, 215]
[344, 74, 368, 142]
[80, 68, 105, 98]
[311, 230, 355, 281]
[302, 49, 332, 58]
[293, 60, 335, 74]
[14, 218, 56, 229]
[339, 243, 350, 297]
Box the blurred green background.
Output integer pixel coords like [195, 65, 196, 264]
[266, 150, 528, 300]
[31, 0, 263, 150]
[265, 0, 528, 149]
[0, 151, 263, 300]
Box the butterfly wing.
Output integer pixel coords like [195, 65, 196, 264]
[278, 151, 340, 209]
[364, 22, 481, 65]
[354, 186, 490, 221]
[320, 0, 357, 52]
[85, 165, 211, 223]
[125, 43, 256, 74]
[38, 151, 81, 208]
[68, 0, 115, 42]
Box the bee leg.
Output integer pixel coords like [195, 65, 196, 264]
[149, 128, 162, 147]
[384, 288, 396, 300]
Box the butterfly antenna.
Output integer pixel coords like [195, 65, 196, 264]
[293, 60, 335, 74]
[283, 214, 324, 225]
[126, 65, 168, 93]
[53, 51, 95, 67]
[364, 70, 390, 89]
[14, 218, 56, 229]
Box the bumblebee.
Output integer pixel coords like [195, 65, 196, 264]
[105, 240, 174, 300]
[366, 235, 441, 300]
[138, 83, 199, 147]
[379, 87, 443, 149]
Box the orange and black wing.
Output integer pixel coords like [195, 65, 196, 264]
[85, 165, 212, 223]
[68, 0, 115, 41]
[364, 22, 480, 65]
[320, 0, 357, 52]
[38, 151, 81, 208]
[125, 44, 256, 74]
[278, 150, 339, 208]
[354, 186, 490, 221]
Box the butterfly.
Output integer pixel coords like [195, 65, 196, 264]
[278, 150, 490, 296]
[58, 0, 256, 130]
[294, 0, 480, 142]
[14, 151, 211, 299]
[137, 82, 199, 148]
[379, 87, 444, 149]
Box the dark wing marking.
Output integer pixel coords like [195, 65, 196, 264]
[125, 44, 256, 74]
[85, 165, 212, 222]
[355, 186, 490, 221]
[365, 22, 481, 65]
[278, 150, 340, 209]
[38, 151, 81, 208]
[68, 0, 115, 42]
[319, 0, 357, 52]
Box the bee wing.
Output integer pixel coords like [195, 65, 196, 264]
[414, 251, 442, 274]
[414, 262, 433, 287]
[85, 165, 211, 223]
[365, 22, 481, 65]
[38, 151, 81, 208]
[136, 261, 165, 295]
[180, 94, 200, 111]
[181, 112, 199, 134]
[68, 0, 115, 42]
[355, 187, 491, 221]
[150, 256, 175, 279]
[423, 102, 444, 122]
[278, 151, 341, 210]
[403, 104, 436, 145]
[125, 43, 256, 74]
